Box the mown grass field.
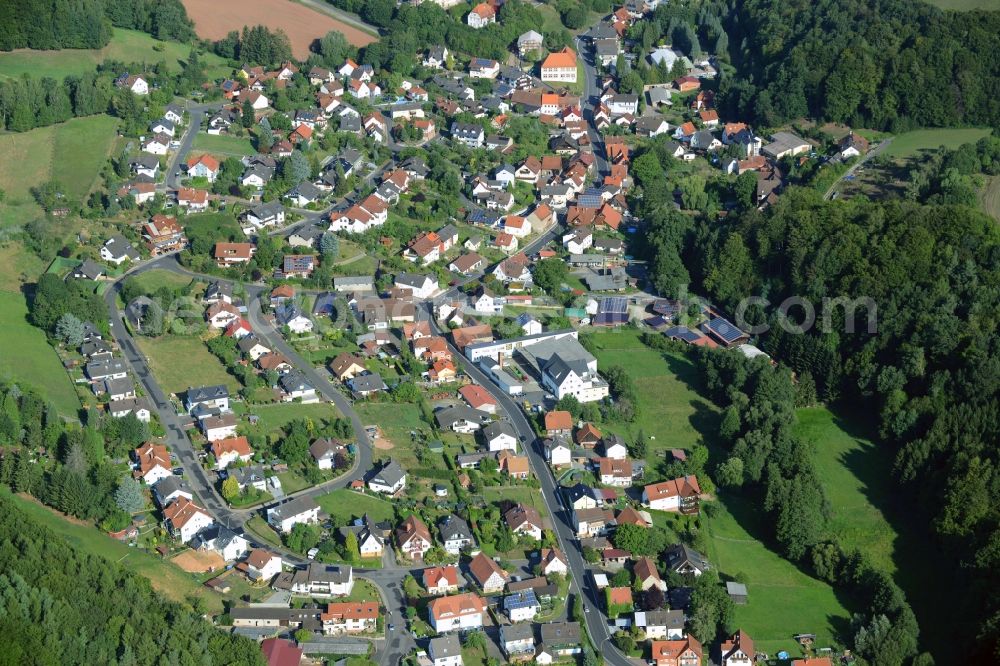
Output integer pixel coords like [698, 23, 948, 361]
[0, 291, 80, 415]
[585, 328, 721, 459]
[798, 407, 897, 573]
[127, 269, 198, 294]
[315, 488, 395, 526]
[4, 489, 223, 612]
[883, 128, 992, 158]
[925, 0, 1000, 9]
[135, 335, 238, 394]
[191, 132, 256, 157]
[481, 486, 549, 518]
[247, 401, 340, 435]
[355, 402, 429, 469]
[978, 175, 1000, 221]
[590, 330, 854, 655]
[0, 115, 119, 229]
[705, 496, 852, 656]
[0, 28, 230, 81]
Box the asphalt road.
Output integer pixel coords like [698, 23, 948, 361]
[422, 305, 631, 666]
[575, 37, 609, 180]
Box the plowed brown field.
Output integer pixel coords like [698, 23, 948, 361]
[182, 0, 376, 59]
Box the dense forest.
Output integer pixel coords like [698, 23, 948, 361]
[680, 187, 1000, 661]
[0, 490, 264, 665]
[718, 0, 1000, 130]
[0, 0, 193, 51]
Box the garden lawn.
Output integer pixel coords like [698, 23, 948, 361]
[344, 578, 382, 603]
[4, 489, 223, 612]
[276, 471, 311, 495]
[0, 115, 118, 229]
[883, 128, 992, 158]
[481, 486, 549, 518]
[135, 335, 238, 394]
[191, 133, 256, 157]
[127, 269, 198, 294]
[315, 488, 394, 526]
[355, 402, 429, 469]
[585, 328, 721, 458]
[0, 28, 230, 81]
[704, 497, 851, 656]
[0, 291, 80, 416]
[248, 401, 340, 435]
[245, 515, 283, 548]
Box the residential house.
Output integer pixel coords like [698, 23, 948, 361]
[429, 593, 486, 632]
[100, 235, 141, 265]
[266, 496, 321, 533]
[310, 438, 345, 471]
[117, 73, 148, 95]
[244, 549, 283, 583]
[544, 410, 573, 436]
[651, 637, 703, 666]
[720, 630, 755, 666]
[505, 504, 543, 540]
[348, 373, 388, 398]
[321, 601, 379, 635]
[134, 442, 172, 484]
[666, 543, 710, 576]
[539, 622, 582, 658]
[186, 384, 230, 414]
[435, 405, 487, 434]
[177, 186, 209, 211]
[394, 272, 438, 299]
[545, 436, 572, 467]
[211, 436, 253, 470]
[634, 556, 665, 591]
[459, 384, 498, 414]
[282, 254, 316, 279]
[541, 47, 578, 83]
[451, 121, 484, 148]
[540, 547, 568, 576]
[574, 507, 615, 537]
[504, 590, 540, 622]
[183, 153, 221, 182]
[429, 635, 464, 666]
[635, 609, 686, 640]
[501, 623, 536, 660]
[163, 496, 214, 543]
[284, 562, 354, 597]
[273, 302, 313, 334]
[214, 242, 255, 267]
[141, 133, 170, 155]
[439, 515, 476, 555]
[468, 552, 509, 594]
[517, 30, 543, 56]
[191, 525, 248, 561]
[483, 421, 518, 452]
[423, 565, 460, 595]
[642, 475, 702, 514]
[469, 58, 500, 79]
[201, 413, 238, 442]
[330, 353, 366, 381]
[278, 370, 317, 403]
[244, 201, 285, 229]
[368, 460, 406, 494]
[143, 215, 186, 255]
[449, 252, 485, 275]
[467, 3, 495, 28]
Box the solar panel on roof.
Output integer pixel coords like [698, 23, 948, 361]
[664, 326, 701, 343]
[707, 317, 746, 344]
[577, 195, 602, 208]
[599, 296, 628, 314]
